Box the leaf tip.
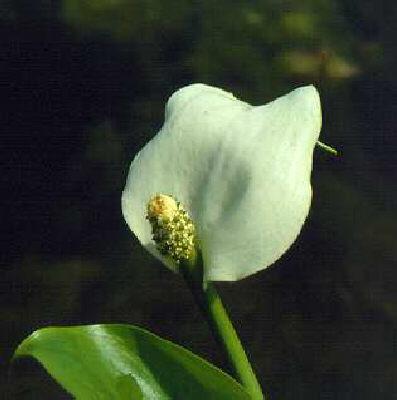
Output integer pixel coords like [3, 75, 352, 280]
[316, 140, 339, 156]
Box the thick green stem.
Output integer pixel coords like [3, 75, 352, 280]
[181, 254, 264, 400]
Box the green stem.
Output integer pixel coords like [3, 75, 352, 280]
[181, 254, 264, 400]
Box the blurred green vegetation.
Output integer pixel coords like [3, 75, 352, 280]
[2, 0, 397, 399]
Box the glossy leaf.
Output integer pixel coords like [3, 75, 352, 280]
[14, 324, 251, 400]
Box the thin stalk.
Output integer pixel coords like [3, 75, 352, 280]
[181, 254, 264, 400]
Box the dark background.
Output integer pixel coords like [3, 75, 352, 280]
[2, 1, 397, 399]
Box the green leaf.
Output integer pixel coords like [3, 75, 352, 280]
[14, 324, 251, 400]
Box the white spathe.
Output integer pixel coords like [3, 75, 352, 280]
[122, 83, 322, 281]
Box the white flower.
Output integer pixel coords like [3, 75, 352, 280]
[122, 83, 322, 281]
